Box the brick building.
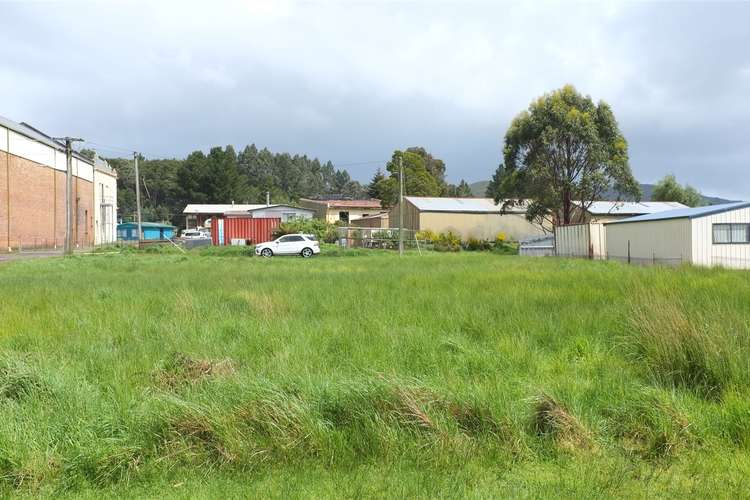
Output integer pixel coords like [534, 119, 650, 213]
[0, 115, 118, 251]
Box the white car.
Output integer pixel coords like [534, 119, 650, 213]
[255, 233, 320, 258]
[181, 229, 210, 240]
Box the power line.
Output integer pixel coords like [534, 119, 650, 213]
[81, 139, 390, 173]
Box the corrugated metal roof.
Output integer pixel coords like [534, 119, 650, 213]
[356, 212, 389, 220]
[118, 222, 175, 228]
[223, 204, 314, 216]
[405, 197, 528, 213]
[607, 201, 750, 224]
[582, 201, 686, 215]
[300, 198, 382, 209]
[183, 204, 267, 214]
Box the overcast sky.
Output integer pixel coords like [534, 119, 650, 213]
[1, 1, 749, 198]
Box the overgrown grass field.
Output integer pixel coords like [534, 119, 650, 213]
[1, 251, 750, 497]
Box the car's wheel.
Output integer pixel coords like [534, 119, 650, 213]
[301, 247, 313, 258]
[261, 248, 273, 258]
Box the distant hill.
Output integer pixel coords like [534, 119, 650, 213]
[469, 181, 489, 197]
[469, 180, 732, 205]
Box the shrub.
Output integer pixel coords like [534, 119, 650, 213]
[415, 230, 438, 242]
[434, 232, 461, 252]
[463, 237, 492, 251]
[273, 218, 338, 243]
[493, 240, 519, 255]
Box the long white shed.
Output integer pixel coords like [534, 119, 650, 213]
[605, 201, 750, 268]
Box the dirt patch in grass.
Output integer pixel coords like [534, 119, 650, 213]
[154, 352, 237, 388]
[531, 393, 593, 452]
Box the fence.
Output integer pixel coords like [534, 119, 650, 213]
[554, 223, 606, 259]
[519, 234, 555, 257]
[335, 227, 424, 249]
[1, 234, 96, 252]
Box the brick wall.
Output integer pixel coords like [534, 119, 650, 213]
[1, 151, 94, 250]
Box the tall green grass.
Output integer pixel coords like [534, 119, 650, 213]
[0, 253, 749, 496]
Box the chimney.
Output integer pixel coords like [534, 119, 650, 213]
[266, 191, 270, 206]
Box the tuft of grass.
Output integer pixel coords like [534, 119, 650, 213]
[531, 393, 593, 452]
[605, 390, 693, 460]
[154, 352, 237, 388]
[0, 357, 49, 401]
[196, 245, 256, 257]
[626, 291, 738, 399]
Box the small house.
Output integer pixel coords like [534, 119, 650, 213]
[555, 201, 689, 259]
[223, 204, 314, 222]
[605, 201, 750, 268]
[117, 222, 175, 241]
[298, 197, 382, 223]
[350, 212, 389, 229]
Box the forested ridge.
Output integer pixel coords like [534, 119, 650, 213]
[93, 144, 472, 227]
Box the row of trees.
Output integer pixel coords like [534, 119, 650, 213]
[103, 145, 368, 225]
[100, 143, 472, 226]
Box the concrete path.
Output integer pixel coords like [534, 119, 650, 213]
[0, 249, 64, 262]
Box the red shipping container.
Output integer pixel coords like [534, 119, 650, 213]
[211, 216, 280, 246]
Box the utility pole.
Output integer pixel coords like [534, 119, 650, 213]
[53, 137, 83, 254]
[134, 152, 143, 248]
[398, 154, 404, 256]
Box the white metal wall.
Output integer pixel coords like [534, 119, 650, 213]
[554, 223, 606, 258]
[605, 218, 691, 265]
[94, 169, 118, 245]
[691, 207, 750, 269]
[0, 125, 93, 182]
[555, 224, 589, 257]
[251, 206, 313, 221]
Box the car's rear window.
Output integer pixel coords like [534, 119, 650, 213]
[305, 234, 318, 241]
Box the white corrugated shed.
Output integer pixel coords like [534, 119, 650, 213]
[606, 201, 750, 268]
[691, 205, 750, 268]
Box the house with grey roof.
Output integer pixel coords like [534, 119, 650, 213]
[605, 201, 750, 268]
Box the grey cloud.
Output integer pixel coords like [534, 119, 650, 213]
[1, 1, 749, 199]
